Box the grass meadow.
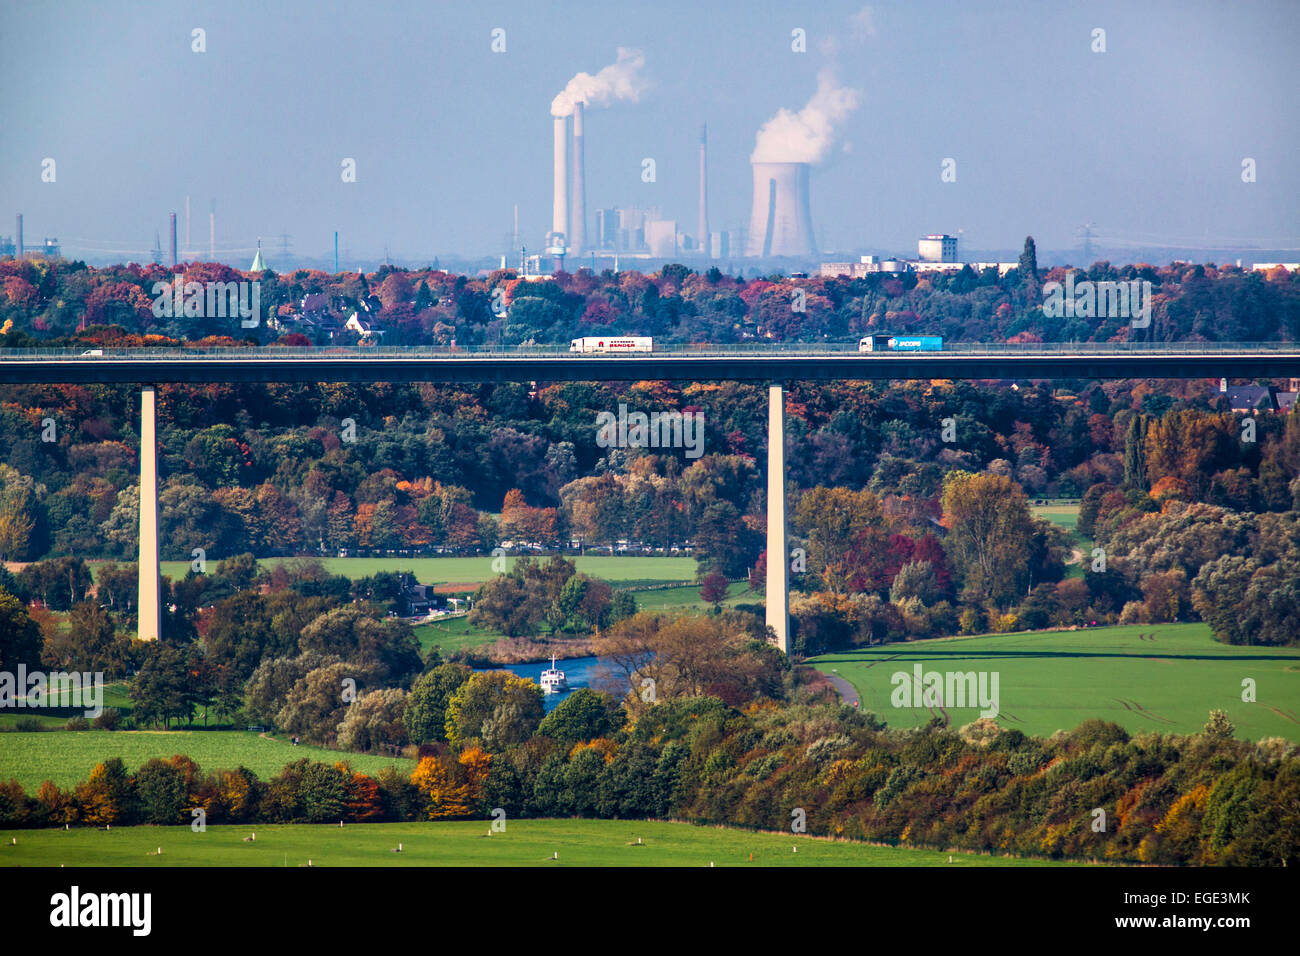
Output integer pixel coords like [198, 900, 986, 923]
[137, 555, 699, 587]
[812, 622, 1300, 741]
[0, 819, 1086, 867]
[0, 730, 412, 792]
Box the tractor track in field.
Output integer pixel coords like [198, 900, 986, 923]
[863, 654, 902, 670]
[1264, 706, 1300, 725]
[927, 706, 950, 725]
[1113, 697, 1177, 724]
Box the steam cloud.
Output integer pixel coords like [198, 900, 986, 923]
[551, 47, 648, 117]
[750, 69, 861, 164]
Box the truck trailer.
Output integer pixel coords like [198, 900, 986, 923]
[858, 335, 943, 352]
[570, 337, 654, 353]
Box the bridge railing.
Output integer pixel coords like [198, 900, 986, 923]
[1, 341, 1298, 360]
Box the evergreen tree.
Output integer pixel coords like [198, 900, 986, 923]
[1123, 415, 1148, 490]
[1018, 236, 1039, 286]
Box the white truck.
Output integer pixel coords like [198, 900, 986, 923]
[569, 336, 653, 353]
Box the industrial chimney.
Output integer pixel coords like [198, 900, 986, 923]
[169, 212, 178, 267]
[698, 125, 710, 258]
[569, 101, 586, 257]
[16, 214, 23, 259]
[551, 115, 568, 253]
[746, 162, 816, 258]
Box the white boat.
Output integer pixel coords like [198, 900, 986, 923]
[540, 655, 568, 694]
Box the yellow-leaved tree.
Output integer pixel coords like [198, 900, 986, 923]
[411, 755, 471, 819]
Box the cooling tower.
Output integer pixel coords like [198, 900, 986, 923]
[746, 161, 816, 258]
[569, 101, 586, 256]
[551, 115, 568, 249]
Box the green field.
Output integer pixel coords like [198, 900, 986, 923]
[413, 615, 503, 656]
[0, 819, 1084, 867]
[0, 681, 133, 730]
[812, 622, 1300, 741]
[0, 730, 413, 792]
[412, 581, 750, 658]
[634, 581, 752, 612]
[1031, 503, 1080, 533]
[139, 555, 699, 586]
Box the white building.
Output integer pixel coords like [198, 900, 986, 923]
[645, 219, 678, 258]
[917, 234, 958, 263]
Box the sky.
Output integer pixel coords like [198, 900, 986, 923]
[1, 0, 1297, 267]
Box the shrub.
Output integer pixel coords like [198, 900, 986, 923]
[64, 716, 89, 731]
[959, 718, 1002, 747]
[1204, 709, 1235, 740]
[14, 718, 45, 732]
[92, 708, 121, 730]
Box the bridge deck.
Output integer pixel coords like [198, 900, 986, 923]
[2, 344, 1299, 384]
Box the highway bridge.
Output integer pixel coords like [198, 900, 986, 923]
[6, 340, 1299, 653]
[2, 341, 1300, 384]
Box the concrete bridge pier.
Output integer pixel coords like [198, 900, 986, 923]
[137, 386, 161, 641]
[765, 382, 789, 653]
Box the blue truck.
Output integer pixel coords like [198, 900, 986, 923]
[858, 334, 943, 352]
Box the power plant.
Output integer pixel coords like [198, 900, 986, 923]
[548, 103, 589, 265]
[746, 161, 816, 258]
[550, 114, 568, 261]
[539, 51, 839, 265]
[546, 110, 724, 265]
[570, 102, 586, 256]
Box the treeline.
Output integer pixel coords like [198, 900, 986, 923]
[2, 255, 1298, 349]
[3, 703, 1295, 867]
[779, 403, 1300, 651]
[3, 372, 1297, 572]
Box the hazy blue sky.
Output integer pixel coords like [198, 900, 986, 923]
[2, 0, 1297, 265]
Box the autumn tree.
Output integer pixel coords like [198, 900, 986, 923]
[940, 471, 1035, 608]
[444, 671, 544, 749]
[794, 486, 886, 591]
[336, 688, 408, 754]
[411, 755, 471, 819]
[404, 662, 473, 744]
[700, 570, 730, 608]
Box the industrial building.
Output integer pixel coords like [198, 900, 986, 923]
[917, 234, 958, 263]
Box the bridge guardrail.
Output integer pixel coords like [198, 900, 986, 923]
[2, 341, 1300, 360]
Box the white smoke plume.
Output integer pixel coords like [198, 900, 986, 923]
[551, 47, 648, 117]
[750, 69, 860, 164]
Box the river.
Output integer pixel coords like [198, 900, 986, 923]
[477, 655, 618, 712]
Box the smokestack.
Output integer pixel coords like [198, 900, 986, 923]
[209, 199, 215, 261]
[569, 102, 586, 257]
[746, 162, 816, 258]
[552, 115, 568, 250]
[170, 212, 178, 267]
[16, 214, 22, 258]
[698, 124, 710, 258]
[185, 195, 191, 256]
